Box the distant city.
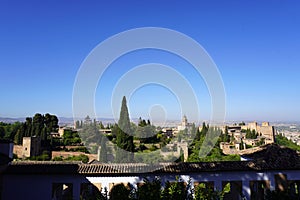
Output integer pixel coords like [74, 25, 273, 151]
[1, 110, 300, 199]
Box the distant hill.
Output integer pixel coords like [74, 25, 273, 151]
[0, 117, 25, 123]
[0, 116, 116, 125]
[58, 117, 118, 126]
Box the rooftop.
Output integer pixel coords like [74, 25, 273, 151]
[3, 144, 300, 175]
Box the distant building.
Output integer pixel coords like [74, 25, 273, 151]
[221, 121, 275, 155]
[22, 136, 41, 158]
[84, 116, 92, 125]
[177, 115, 193, 132]
[241, 122, 275, 144]
[99, 129, 112, 134]
[160, 141, 189, 161]
[161, 128, 173, 138]
[58, 127, 67, 137]
[243, 138, 260, 146]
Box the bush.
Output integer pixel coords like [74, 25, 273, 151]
[52, 156, 63, 161]
[67, 146, 89, 153]
[65, 154, 89, 163]
[29, 151, 51, 161]
[110, 183, 131, 200]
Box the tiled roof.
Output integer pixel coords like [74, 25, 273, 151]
[3, 144, 300, 175]
[79, 163, 167, 174]
[4, 160, 299, 175]
[241, 144, 300, 169]
[4, 161, 81, 174]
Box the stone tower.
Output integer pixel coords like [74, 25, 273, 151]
[182, 115, 188, 127]
[22, 136, 41, 158]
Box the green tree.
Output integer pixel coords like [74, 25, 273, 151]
[190, 123, 196, 138]
[99, 121, 105, 129]
[195, 127, 201, 142]
[24, 117, 32, 137]
[276, 134, 300, 151]
[32, 113, 44, 137]
[99, 138, 108, 162]
[239, 121, 245, 126]
[41, 127, 47, 143]
[14, 128, 23, 144]
[115, 96, 134, 163]
[162, 177, 187, 200]
[65, 154, 89, 163]
[194, 182, 230, 200]
[188, 126, 240, 162]
[118, 96, 131, 134]
[201, 122, 208, 135]
[7, 122, 22, 140]
[220, 126, 230, 143]
[245, 129, 258, 139]
[138, 117, 147, 127]
[135, 118, 156, 143]
[44, 113, 59, 133]
[136, 178, 161, 200]
[110, 183, 131, 200]
[63, 129, 81, 145]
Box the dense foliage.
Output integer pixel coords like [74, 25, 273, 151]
[63, 129, 82, 145]
[187, 123, 240, 162]
[52, 154, 89, 163]
[0, 113, 58, 146]
[99, 137, 108, 162]
[107, 177, 230, 200]
[275, 134, 300, 151]
[243, 129, 258, 139]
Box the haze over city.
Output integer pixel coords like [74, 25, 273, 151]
[1, 1, 300, 122]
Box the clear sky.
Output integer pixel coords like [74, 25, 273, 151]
[0, 0, 300, 122]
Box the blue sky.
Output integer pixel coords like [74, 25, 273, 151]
[0, 0, 300, 122]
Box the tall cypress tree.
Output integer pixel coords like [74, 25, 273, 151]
[118, 96, 131, 134]
[24, 117, 32, 137]
[32, 113, 44, 137]
[99, 138, 108, 163]
[115, 96, 134, 162]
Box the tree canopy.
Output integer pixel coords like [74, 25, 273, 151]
[0, 113, 58, 147]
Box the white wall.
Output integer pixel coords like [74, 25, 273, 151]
[2, 170, 300, 200]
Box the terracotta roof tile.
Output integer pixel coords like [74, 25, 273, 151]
[4, 144, 299, 175]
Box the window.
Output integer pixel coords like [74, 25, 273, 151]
[288, 180, 300, 198]
[80, 183, 103, 200]
[275, 173, 288, 192]
[250, 180, 270, 200]
[222, 181, 242, 200]
[52, 183, 73, 200]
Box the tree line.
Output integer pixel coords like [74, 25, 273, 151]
[188, 123, 240, 162]
[81, 177, 231, 200]
[0, 113, 58, 146]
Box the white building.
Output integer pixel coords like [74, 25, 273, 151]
[1, 144, 300, 200]
[177, 115, 193, 132]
